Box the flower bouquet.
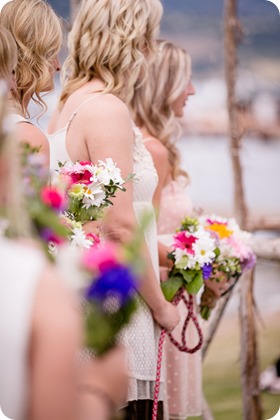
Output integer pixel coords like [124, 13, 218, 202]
[57, 159, 127, 223]
[80, 241, 139, 355]
[160, 217, 218, 353]
[20, 144, 70, 258]
[199, 214, 256, 320]
[161, 217, 218, 302]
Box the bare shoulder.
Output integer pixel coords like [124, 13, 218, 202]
[82, 93, 131, 122]
[16, 123, 49, 150]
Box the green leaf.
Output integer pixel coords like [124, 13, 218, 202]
[161, 277, 183, 302]
[184, 270, 204, 294]
[181, 269, 197, 284]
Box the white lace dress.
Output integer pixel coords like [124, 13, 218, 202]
[119, 126, 163, 402]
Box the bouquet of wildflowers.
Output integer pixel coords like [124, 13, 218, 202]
[161, 217, 218, 302]
[77, 215, 154, 355]
[57, 159, 126, 223]
[199, 214, 256, 320]
[80, 241, 139, 355]
[20, 144, 70, 258]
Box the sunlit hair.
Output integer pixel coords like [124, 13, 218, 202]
[0, 26, 17, 87]
[131, 39, 191, 181]
[60, 0, 163, 105]
[0, 82, 30, 236]
[0, 0, 62, 117]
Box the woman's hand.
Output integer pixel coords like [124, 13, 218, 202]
[152, 301, 180, 332]
[78, 346, 128, 415]
[204, 274, 230, 298]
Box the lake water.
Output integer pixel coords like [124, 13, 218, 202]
[178, 135, 280, 217]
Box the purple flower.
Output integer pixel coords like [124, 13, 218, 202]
[40, 228, 64, 244]
[202, 263, 213, 280]
[241, 252, 256, 271]
[85, 264, 137, 307]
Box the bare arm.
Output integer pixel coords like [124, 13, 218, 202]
[16, 122, 50, 169]
[70, 95, 179, 331]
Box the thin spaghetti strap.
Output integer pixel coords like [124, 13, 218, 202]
[66, 93, 103, 132]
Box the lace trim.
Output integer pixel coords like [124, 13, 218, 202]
[132, 125, 158, 184]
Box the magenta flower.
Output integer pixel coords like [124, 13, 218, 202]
[41, 186, 66, 212]
[82, 242, 119, 273]
[173, 231, 197, 255]
[86, 233, 101, 248]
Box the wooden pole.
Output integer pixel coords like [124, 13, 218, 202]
[202, 285, 235, 360]
[224, 0, 248, 230]
[239, 269, 262, 420]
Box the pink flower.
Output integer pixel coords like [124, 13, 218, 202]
[80, 161, 93, 166]
[70, 170, 92, 185]
[82, 242, 119, 273]
[41, 186, 66, 211]
[173, 231, 197, 255]
[225, 236, 251, 261]
[86, 233, 101, 248]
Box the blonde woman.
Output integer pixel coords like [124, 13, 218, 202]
[0, 0, 62, 168]
[47, 1, 179, 418]
[131, 40, 203, 420]
[0, 85, 129, 420]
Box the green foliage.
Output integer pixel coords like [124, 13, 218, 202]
[84, 298, 138, 356]
[161, 277, 183, 302]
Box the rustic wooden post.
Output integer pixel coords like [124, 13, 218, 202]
[224, 1, 262, 419]
[224, 0, 248, 230]
[239, 269, 262, 420]
[202, 286, 236, 360]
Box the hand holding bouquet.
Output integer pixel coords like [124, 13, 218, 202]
[161, 217, 218, 302]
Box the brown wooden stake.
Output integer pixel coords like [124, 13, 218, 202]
[239, 269, 262, 420]
[224, 0, 248, 230]
[202, 285, 235, 360]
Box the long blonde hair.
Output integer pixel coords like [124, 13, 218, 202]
[60, 0, 163, 105]
[0, 26, 17, 86]
[0, 0, 62, 117]
[131, 39, 191, 181]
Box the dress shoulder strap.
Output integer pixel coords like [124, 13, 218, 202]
[10, 113, 33, 125]
[67, 93, 103, 132]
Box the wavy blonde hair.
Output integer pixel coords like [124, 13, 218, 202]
[60, 0, 163, 105]
[0, 0, 62, 117]
[0, 26, 17, 87]
[131, 39, 191, 181]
